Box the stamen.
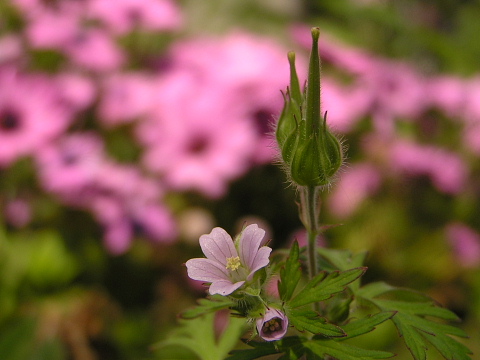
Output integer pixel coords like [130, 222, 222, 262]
[225, 256, 241, 271]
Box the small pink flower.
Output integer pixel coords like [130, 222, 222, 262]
[185, 224, 271, 296]
[256, 308, 288, 341]
[446, 223, 480, 268]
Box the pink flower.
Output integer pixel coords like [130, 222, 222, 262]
[98, 72, 155, 126]
[87, 0, 183, 35]
[0, 68, 71, 166]
[185, 224, 272, 296]
[390, 140, 467, 194]
[446, 223, 480, 268]
[256, 308, 288, 341]
[137, 71, 258, 198]
[329, 163, 382, 218]
[64, 28, 125, 71]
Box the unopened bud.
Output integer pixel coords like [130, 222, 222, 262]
[275, 28, 343, 187]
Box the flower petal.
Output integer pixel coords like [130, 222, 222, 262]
[200, 227, 237, 266]
[256, 308, 288, 341]
[209, 279, 245, 296]
[186, 258, 229, 282]
[247, 246, 272, 280]
[238, 224, 266, 270]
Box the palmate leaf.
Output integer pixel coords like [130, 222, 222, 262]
[287, 308, 346, 337]
[304, 338, 395, 360]
[278, 240, 302, 302]
[155, 312, 246, 360]
[180, 295, 235, 319]
[358, 283, 472, 360]
[226, 336, 394, 360]
[339, 311, 396, 340]
[289, 267, 366, 308]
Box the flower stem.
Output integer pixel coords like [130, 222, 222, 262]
[303, 185, 320, 281]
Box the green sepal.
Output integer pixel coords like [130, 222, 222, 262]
[289, 267, 367, 309]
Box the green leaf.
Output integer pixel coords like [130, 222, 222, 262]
[287, 308, 346, 337]
[180, 295, 235, 319]
[339, 311, 396, 340]
[227, 335, 394, 360]
[289, 267, 366, 308]
[227, 337, 304, 360]
[359, 285, 472, 360]
[278, 240, 302, 302]
[304, 338, 395, 360]
[155, 312, 246, 360]
[317, 247, 368, 271]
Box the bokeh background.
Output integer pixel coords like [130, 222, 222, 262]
[1, 0, 479, 359]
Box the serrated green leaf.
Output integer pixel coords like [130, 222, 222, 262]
[304, 338, 395, 360]
[290, 267, 366, 308]
[359, 285, 472, 360]
[181, 295, 235, 319]
[227, 337, 305, 360]
[155, 312, 246, 360]
[287, 308, 346, 337]
[279, 241, 302, 302]
[317, 247, 368, 271]
[339, 311, 396, 340]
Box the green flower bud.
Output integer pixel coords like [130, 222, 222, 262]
[275, 27, 343, 188]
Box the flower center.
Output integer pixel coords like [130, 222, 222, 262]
[0, 108, 21, 132]
[225, 256, 241, 271]
[262, 318, 283, 334]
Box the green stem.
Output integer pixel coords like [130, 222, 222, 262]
[304, 186, 320, 281]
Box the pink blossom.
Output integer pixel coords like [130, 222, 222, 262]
[427, 75, 467, 117]
[329, 163, 382, 218]
[0, 68, 71, 166]
[166, 32, 305, 163]
[64, 28, 125, 71]
[4, 199, 32, 228]
[446, 223, 480, 268]
[186, 225, 272, 296]
[390, 140, 467, 194]
[35, 132, 106, 195]
[321, 77, 371, 133]
[97, 72, 156, 126]
[87, 0, 183, 35]
[137, 71, 258, 198]
[54, 73, 97, 112]
[256, 308, 288, 341]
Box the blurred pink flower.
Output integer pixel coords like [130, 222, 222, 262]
[446, 223, 480, 268]
[137, 71, 258, 198]
[167, 32, 305, 163]
[321, 77, 371, 133]
[186, 225, 271, 295]
[4, 199, 32, 228]
[97, 72, 156, 126]
[0, 68, 71, 166]
[256, 308, 288, 341]
[329, 164, 382, 218]
[64, 28, 125, 71]
[55, 73, 97, 112]
[35, 132, 106, 195]
[24, 6, 81, 49]
[390, 140, 467, 194]
[0, 35, 23, 63]
[427, 75, 467, 117]
[87, 0, 183, 34]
